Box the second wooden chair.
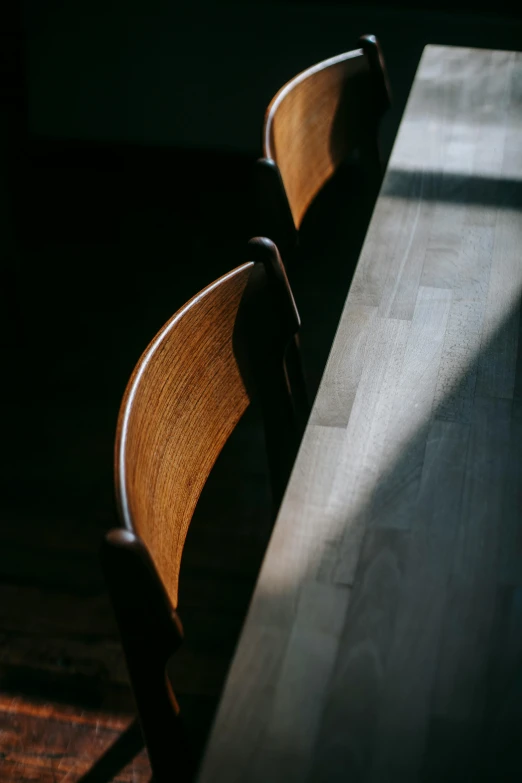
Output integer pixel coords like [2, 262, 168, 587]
[256, 34, 391, 262]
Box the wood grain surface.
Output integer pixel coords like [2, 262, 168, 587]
[197, 45, 522, 783]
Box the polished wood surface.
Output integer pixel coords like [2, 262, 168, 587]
[114, 238, 301, 611]
[256, 35, 390, 258]
[115, 265, 251, 610]
[197, 44, 522, 782]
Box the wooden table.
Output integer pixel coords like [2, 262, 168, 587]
[198, 44, 522, 782]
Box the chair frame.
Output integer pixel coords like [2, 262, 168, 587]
[255, 34, 391, 260]
[88, 238, 306, 783]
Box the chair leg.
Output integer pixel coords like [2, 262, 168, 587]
[285, 333, 310, 433]
[78, 717, 145, 782]
[100, 531, 195, 782]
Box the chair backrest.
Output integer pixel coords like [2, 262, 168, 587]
[114, 237, 302, 611]
[102, 239, 305, 782]
[256, 35, 391, 254]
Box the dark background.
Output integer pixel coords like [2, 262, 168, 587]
[1, 2, 521, 779]
[19, 0, 522, 155]
[4, 0, 520, 521]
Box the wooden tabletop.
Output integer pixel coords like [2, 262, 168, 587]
[197, 44, 522, 782]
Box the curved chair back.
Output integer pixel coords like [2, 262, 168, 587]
[100, 238, 305, 782]
[256, 35, 391, 256]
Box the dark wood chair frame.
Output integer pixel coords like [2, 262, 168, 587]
[81, 238, 307, 783]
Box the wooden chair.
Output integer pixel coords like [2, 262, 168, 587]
[255, 34, 391, 261]
[254, 35, 391, 407]
[84, 238, 306, 783]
